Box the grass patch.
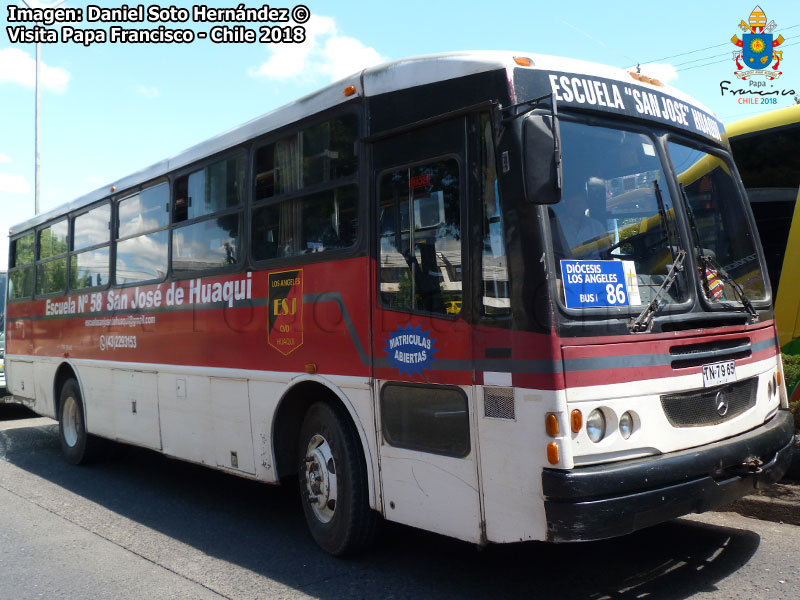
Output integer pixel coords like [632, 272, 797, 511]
[783, 354, 800, 394]
[782, 354, 800, 433]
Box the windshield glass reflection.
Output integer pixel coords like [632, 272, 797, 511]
[549, 121, 685, 308]
[668, 141, 767, 303]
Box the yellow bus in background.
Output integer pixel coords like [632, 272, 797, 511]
[1, 271, 6, 396]
[729, 104, 800, 400]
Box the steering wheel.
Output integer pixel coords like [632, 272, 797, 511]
[603, 232, 668, 261]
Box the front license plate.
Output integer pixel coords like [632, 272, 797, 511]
[702, 360, 736, 387]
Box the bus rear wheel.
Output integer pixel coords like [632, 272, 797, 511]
[58, 378, 98, 465]
[297, 402, 378, 556]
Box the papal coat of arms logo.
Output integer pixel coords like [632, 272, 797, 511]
[730, 5, 785, 80]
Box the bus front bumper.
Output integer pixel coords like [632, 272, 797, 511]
[542, 410, 795, 542]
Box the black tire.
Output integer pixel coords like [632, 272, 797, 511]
[58, 378, 99, 465]
[297, 402, 379, 556]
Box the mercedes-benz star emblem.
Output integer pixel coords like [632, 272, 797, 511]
[715, 390, 729, 417]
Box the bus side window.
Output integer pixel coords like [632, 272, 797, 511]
[174, 155, 244, 223]
[116, 183, 169, 285]
[253, 114, 358, 202]
[381, 383, 470, 457]
[36, 219, 69, 296]
[730, 122, 800, 296]
[251, 114, 359, 262]
[378, 158, 462, 316]
[70, 203, 111, 290]
[298, 185, 358, 253]
[9, 232, 35, 299]
[172, 155, 244, 273]
[480, 115, 511, 317]
[252, 203, 284, 260]
[302, 115, 358, 185]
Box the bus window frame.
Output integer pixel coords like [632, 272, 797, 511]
[248, 104, 365, 270]
[375, 152, 467, 322]
[170, 149, 248, 279]
[7, 231, 36, 302]
[68, 199, 112, 294]
[663, 132, 773, 311]
[35, 217, 70, 298]
[113, 177, 171, 289]
[542, 111, 696, 321]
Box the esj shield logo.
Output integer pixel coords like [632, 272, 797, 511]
[561, 260, 629, 309]
[268, 268, 303, 355]
[384, 324, 438, 376]
[730, 6, 785, 80]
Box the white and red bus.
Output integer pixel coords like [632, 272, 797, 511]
[5, 52, 794, 555]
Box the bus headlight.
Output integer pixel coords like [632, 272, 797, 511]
[586, 409, 606, 443]
[619, 411, 634, 439]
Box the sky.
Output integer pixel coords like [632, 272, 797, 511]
[1, 0, 798, 267]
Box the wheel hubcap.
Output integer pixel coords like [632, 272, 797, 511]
[303, 434, 337, 523]
[62, 395, 80, 447]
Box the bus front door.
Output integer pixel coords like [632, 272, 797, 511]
[371, 117, 483, 543]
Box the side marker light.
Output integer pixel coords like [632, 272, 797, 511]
[571, 409, 583, 433]
[547, 442, 559, 465]
[545, 413, 559, 437]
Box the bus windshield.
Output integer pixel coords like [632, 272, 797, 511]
[668, 141, 767, 303]
[549, 120, 685, 309]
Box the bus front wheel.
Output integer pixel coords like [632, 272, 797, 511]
[297, 401, 377, 555]
[58, 378, 98, 465]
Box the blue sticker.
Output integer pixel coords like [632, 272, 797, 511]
[560, 260, 629, 308]
[384, 324, 439, 376]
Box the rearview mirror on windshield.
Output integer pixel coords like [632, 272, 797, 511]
[524, 114, 562, 204]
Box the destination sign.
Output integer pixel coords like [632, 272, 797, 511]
[561, 260, 631, 309]
[514, 69, 725, 144]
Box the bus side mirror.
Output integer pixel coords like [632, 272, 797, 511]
[524, 114, 562, 204]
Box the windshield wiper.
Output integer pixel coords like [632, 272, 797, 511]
[698, 254, 759, 323]
[679, 184, 759, 323]
[629, 249, 686, 333]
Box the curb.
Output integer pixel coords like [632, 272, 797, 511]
[719, 481, 800, 526]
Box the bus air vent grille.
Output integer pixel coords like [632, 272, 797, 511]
[660, 377, 757, 427]
[484, 387, 515, 420]
[669, 337, 751, 369]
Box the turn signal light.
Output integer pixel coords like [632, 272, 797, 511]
[777, 369, 782, 386]
[628, 72, 664, 86]
[571, 409, 583, 433]
[305, 363, 317, 374]
[545, 413, 559, 437]
[547, 442, 559, 465]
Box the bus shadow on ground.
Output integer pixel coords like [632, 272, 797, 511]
[0, 402, 38, 421]
[0, 422, 760, 600]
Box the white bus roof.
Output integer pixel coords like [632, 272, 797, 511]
[11, 51, 719, 235]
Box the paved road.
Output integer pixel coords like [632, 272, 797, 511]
[1, 403, 799, 600]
